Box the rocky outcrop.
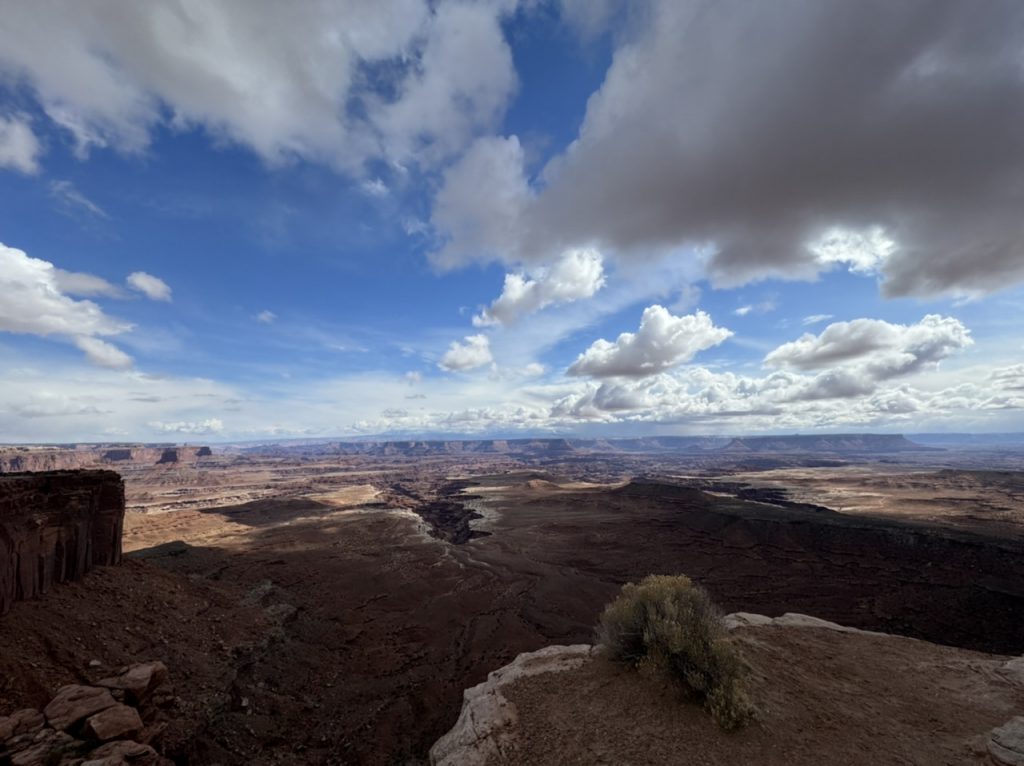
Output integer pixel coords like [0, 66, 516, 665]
[0, 662, 173, 765]
[0, 470, 124, 615]
[430, 645, 594, 766]
[431, 614, 1024, 766]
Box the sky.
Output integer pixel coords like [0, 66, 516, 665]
[1, 0, 1023, 443]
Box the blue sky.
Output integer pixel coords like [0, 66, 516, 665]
[1, 0, 1023, 442]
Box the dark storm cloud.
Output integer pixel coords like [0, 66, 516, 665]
[442, 0, 1024, 297]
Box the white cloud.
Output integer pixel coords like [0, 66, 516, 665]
[404, 371, 423, 385]
[361, 178, 389, 198]
[0, 113, 42, 174]
[74, 336, 134, 370]
[439, 334, 493, 372]
[49, 180, 108, 218]
[149, 418, 225, 435]
[0, 1, 518, 173]
[256, 310, 277, 324]
[372, 1, 518, 167]
[810, 226, 895, 275]
[127, 271, 172, 302]
[0, 242, 134, 368]
[802, 314, 834, 326]
[568, 306, 732, 378]
[733, 300, 776, 318]
[53, 268, 125, 298]
[474, 248, 605, 326]
[765, 315, 971, 373]
[431, 135, 531, 269]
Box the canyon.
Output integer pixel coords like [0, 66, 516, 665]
[1, 436, 1023, 764]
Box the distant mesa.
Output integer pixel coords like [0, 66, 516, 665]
[0, 445, 215, 474]
[226, 433, 937, 458]
[717, 434, 936, 453]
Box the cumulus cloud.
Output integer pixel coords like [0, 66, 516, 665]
[435, 0, 1024, 297]
[765, 315, 972, 402]
[568, 306, 732, 378]
[0, 113, 42, 174]
[127, 271, 172, 302]
[765, 315, 971, 373]
[474, 248, 605, 326]
[256, 310, 277, 324]
[149, 418, 225, 435]
[0, 242, 134, 367]
[0, 0, 518, 173]
[439, 334, 493, 371]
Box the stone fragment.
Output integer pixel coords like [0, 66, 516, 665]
[990, 716, 1024, 765]
[44, 685, 118, 732]
[0, 708, 44, 741]
[96, 662, 168, 705]
[6, 727, 82, 766]
[82, 739, 173, 765]
[83, 704, 143, 742]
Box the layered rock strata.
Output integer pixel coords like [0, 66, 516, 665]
[0, 470, 124, 615]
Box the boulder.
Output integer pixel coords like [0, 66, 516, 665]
[96, 662, 168, 705]
[0, 708, 44, 741]
[990, 717, 1024, 765]
[83, 704, 143, 742]
[44, 685, 118, 732]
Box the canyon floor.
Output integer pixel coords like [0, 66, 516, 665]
[3, 442, 1024, 764]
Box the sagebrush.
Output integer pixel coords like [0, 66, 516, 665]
[596, 574, 753, 730]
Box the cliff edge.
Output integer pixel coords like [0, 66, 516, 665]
[432, 614, 1024, 766]
[0, 470, 124, 614]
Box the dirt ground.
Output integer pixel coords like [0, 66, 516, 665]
[503, 625, 1024, 766]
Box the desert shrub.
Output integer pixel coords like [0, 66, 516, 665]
[596, 574, 753, 730]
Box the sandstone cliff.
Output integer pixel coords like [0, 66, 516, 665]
[0, 470, 124, 614]
[432, 614, 1024, 766]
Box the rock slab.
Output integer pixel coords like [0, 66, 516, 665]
[0, 470, 124, 615]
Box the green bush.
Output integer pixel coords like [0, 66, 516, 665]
[596, 574, 753, 730]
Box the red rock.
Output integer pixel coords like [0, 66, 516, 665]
[96, 662, 168, 705]
[44, 685, 117, 732]
[83, 704, 143, 742]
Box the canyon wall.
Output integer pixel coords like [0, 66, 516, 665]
[0, 470, 125, 615]
[0, 446, 212, 473]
